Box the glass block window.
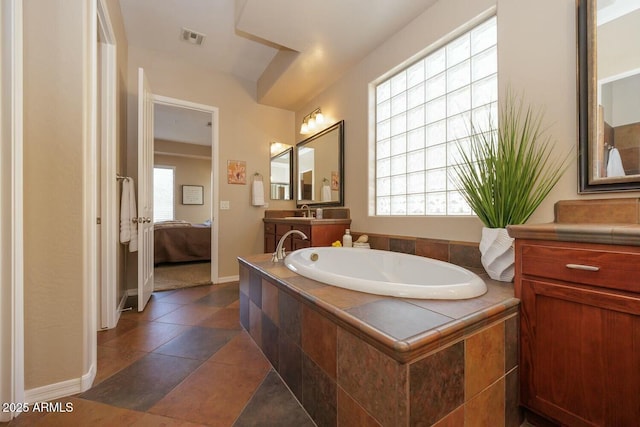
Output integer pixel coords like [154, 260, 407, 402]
[374, 16, 497, 216]
[153, 166, 175, 222]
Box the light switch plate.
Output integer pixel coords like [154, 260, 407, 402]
[220, 201, 230, 210]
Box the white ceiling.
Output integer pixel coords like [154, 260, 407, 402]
[154, 103, 212, 146]
[119, 0, 438, 111]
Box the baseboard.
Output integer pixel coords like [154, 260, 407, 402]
[126, 288, 138, 296]
[24, 363, 96, 404]
[217, 275, 239, 284]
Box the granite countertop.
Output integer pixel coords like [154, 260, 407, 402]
[507, 198, 640, 246]
[263, 217, 352, 225]
[507, 223, 640, 246]
[238, 253, 518, 363]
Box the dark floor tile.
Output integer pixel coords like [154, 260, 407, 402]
[153, 326, 238, 360]
[194, 283, 239, 307]
[80, 353, 202, 411]
[346, 299, 452, 340]
[233, 370, 315, 427]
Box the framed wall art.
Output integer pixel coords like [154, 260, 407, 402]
[227, 160, 247, 185]
[182, 185, 204, 205]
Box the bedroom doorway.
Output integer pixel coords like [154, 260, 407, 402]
[151, 96, 219, 289]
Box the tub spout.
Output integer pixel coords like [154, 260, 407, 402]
[272, 230, 308, 262]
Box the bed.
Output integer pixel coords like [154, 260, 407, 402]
[154, 220, 211, 264]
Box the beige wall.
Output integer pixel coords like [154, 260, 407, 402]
[126, 46, 295, 280]
[154, 145, 212, 224]
[23, 0, 87, 389]
[22, 0, 129, 391]
[295, 0, 640, 244]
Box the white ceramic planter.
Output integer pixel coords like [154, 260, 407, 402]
[479, 227, 515, 282]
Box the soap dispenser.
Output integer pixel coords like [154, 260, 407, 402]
[342, 229, 352, 247]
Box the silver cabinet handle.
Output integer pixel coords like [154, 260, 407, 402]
[566, 263, 600, 272]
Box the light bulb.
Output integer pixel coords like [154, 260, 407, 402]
[300, 122, 309, 134]
[308, 117, 316, 130]
[315, 111, 324, 124]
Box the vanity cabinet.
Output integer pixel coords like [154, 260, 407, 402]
[515, 239, 640, 427]
[263, 219, 350, 253]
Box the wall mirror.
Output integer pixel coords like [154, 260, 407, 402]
[270, 143, 293, 200]
[295, 120, 344, 207]
[578, 0, 640, 192]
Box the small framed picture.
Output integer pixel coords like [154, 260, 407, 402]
[182, 185, 204, 205]
[227, 160, 247, 185]
[331, 171, 340, 191]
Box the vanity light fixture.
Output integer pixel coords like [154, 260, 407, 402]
[300, 108, 324, 134]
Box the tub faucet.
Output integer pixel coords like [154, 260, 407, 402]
[301, 204, 311, 218]
[272, 230, 308, 262]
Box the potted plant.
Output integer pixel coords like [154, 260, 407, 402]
[450, 91, 570, 281]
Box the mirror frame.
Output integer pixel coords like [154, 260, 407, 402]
[269, 147, 294, 200]
[578, 0, 640, 192]
[295, 120, 345, 207]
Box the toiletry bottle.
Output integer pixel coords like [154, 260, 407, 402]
[342, 229, 352, 247]
[316, 208, 323, 219]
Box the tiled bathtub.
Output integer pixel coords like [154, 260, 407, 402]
[238, 254, 521, 427]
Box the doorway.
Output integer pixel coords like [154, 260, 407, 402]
[152, 96, 220, 287]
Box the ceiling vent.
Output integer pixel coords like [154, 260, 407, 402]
[180, 27, 206, 46]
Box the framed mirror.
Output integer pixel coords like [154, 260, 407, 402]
[578, 0, 640, 192]
[295, 120, 344, 207]
[270, 144, 293, 200]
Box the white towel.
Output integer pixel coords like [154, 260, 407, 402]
[321, 183, 331, 202]
[119, 177, 138, 252]
[252, 180, 265, 206]
[606, 147, 626, 177]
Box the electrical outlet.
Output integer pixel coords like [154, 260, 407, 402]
[220, 201, 230, 210]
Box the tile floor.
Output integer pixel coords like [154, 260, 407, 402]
[7, 282, 315, 426]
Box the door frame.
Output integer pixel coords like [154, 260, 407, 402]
[0, 0, 25, 421]
[97, 0, 119, 330]
[153, 95, 220, 283]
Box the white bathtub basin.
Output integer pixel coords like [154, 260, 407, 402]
[284, 247, 487, 300]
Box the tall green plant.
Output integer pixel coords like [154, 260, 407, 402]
[450, 92, 570, 228]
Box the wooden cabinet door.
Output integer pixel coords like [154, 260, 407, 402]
[520, 278, 640, 426]
[264, 234, 276, 253]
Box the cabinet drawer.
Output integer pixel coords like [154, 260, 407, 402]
[520, 243, 640, 293]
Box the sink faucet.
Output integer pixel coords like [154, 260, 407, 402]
[272, 230, 308, 262]
[300, 204, 311, 218]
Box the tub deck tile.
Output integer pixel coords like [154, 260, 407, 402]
[345, 299, 453, 341]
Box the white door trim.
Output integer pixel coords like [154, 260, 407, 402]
[97, 0, 118, 330]
[81, 0, 98, 391]
[0, 0, 25, 421]
[153, 95, 220, 283]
